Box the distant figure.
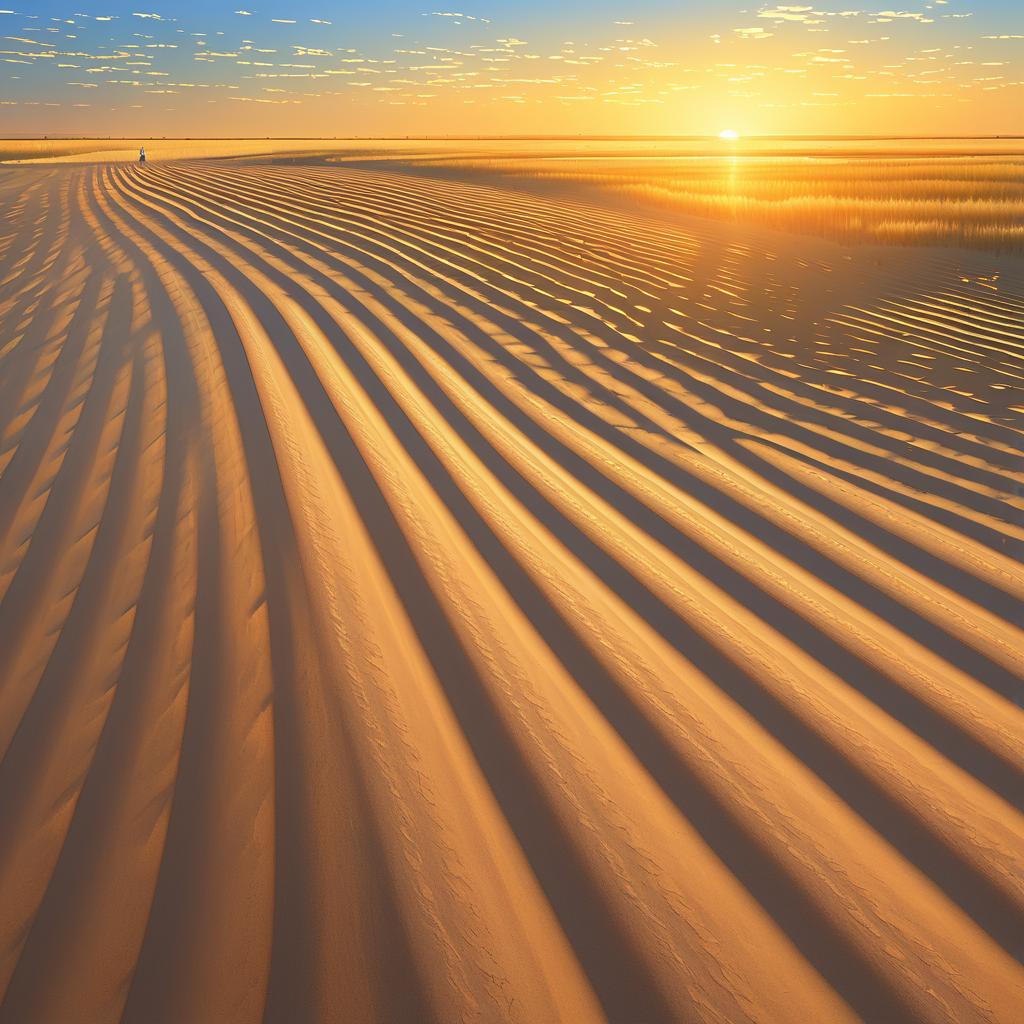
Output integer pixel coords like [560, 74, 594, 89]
[139, 145, 146, 165]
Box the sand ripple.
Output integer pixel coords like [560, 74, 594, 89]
[0, 161, 1021, 1024]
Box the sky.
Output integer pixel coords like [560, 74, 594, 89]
[0, 1, 1020, 136]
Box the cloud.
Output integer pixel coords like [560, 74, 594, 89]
[758, 6, 825, 24]
[870, 10, 934, 23]
[423, 12, 492, 24]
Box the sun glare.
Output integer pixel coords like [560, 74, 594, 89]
[719, 129, 740, 140]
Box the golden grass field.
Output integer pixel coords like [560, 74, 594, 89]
[0, 141, 1021, 1023]
[374, 139, 1024, 251]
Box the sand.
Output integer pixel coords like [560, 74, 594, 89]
[0, 154, 1021, 1024]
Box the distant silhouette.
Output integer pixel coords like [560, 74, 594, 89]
[139, 145, 146, 165]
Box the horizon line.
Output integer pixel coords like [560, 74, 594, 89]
[5, 133, 1024, 143]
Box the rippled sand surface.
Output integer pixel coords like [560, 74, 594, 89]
[0, 157, 1021, 1023]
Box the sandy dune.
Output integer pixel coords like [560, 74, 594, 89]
[0, 158, 1021, 1024]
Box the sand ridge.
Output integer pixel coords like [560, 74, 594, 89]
[0, 158, 1021, 1023]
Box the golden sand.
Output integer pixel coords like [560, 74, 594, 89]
[0, 152, 1021, 1023]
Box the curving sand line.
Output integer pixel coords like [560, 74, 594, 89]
[0, 159, 1021, 1024]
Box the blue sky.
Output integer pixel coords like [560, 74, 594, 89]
[1, 1, 1020, 135]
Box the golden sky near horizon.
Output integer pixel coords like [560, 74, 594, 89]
[0, 2, 1021, 136]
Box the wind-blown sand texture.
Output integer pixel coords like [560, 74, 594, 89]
[0, 157, 1022, 1024]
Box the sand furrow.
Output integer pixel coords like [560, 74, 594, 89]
[105, 164, 609, 1024]
[0, 158, 1020, 1024]
[138, 167, 1024, 770]
[83, 166, 276, 1024]
[170, 163, 1021, 510]
[112, 155, 1024, 937]
[121, 165, 1024, 999]
[109, 166, 876, 1023]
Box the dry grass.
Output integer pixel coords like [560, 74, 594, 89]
[613, 179, 1024, 249]
[408, 147, 1024, 251]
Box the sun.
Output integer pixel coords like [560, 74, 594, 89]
[719, 128, 740, 140]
